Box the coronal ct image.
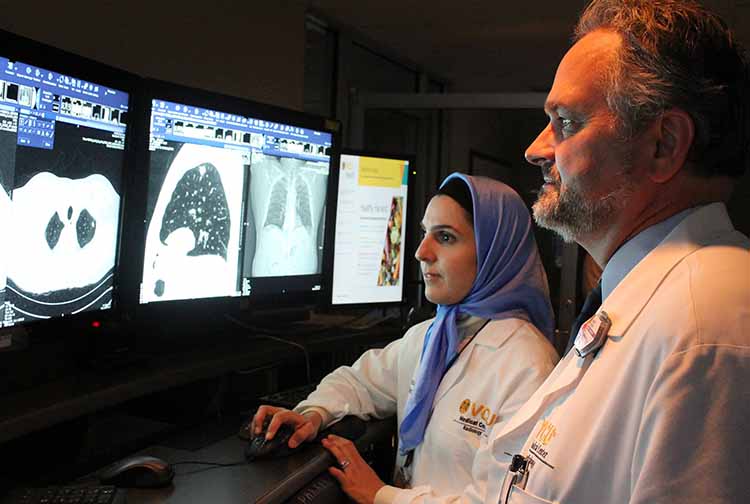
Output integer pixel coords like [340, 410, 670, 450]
[142, 143, 245, 303]
[6, 172, 119, 319]
[377, 196, 403, 286]
[248, 156, 327, 277]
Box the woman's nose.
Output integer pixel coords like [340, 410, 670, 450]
[414, 236, 434, 263]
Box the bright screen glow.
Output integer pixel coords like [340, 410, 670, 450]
[0, 56, 128, 326]
[331, 154, 409, 306]
[140, 99, 332, 304]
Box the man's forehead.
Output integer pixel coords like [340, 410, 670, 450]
[545, 30, 621, 114]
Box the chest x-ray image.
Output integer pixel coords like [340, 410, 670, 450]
[141, 142, 246, 303]
[247, 156, 327, 277]
[6, 172, 120, 317]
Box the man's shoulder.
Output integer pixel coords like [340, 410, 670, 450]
[647, 235, 749, 347]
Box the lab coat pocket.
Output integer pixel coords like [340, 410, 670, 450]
[506, 485, 557, 504]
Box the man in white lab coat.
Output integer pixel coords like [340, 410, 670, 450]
[365, 1, 750, 503]
[496, 0, 750, 502]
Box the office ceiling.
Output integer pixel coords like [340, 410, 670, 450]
[308, 0, 746, 92]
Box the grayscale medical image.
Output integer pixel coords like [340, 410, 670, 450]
[0, 182, 9, 315]
[247, 156, 327, 277]
[142, 142, 246, 303]
[0, 127, 16, 320]
[1, 120, 122, 322]
[6, 172, 119, 318]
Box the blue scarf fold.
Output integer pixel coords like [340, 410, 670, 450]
[398, 172, 554, 454]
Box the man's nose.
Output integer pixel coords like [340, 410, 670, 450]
[525, 123, 555, 167]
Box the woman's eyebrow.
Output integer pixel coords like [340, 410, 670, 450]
[421, 223, 459, 233]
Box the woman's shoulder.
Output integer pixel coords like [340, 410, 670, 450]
[479, 317, 557, 357]
[402, 317, 436, 341]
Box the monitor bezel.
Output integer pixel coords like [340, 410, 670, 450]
[121, 77, 342, 329]
[326, 148, 417, 310]
[0, 28, 141, 336]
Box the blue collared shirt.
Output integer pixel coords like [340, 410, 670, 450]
[601, 207, 701, 301]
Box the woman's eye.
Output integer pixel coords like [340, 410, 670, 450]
[438, 232, 455, 243]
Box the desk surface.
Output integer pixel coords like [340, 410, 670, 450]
[124, 418, 393, 504]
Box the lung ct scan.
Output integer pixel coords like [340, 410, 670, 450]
[142, 142, 246, 303]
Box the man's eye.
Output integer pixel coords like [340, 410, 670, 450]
[559, 118, 579, 135]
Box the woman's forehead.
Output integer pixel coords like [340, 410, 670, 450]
[423, 195, 473, 229]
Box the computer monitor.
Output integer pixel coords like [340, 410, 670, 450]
[330, 151, 415, 307]
[0, 30, 135, 345]
[133, 80, 338, 312]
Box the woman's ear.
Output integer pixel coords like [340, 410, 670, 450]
[649, 108, 695, 183]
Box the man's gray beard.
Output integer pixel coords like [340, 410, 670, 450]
[532, 180, 633, 243]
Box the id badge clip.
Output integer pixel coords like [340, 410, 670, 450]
[500, 454, 534, 503]
[574, 310, 611, 358]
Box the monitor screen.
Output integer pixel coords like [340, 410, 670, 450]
[331, 152, 412, 306]
[139, 95, 334, 305]
[0, 49, 130, 329]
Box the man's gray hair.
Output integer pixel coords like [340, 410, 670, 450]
[575, 0, 749, 177]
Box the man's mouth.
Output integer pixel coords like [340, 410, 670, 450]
[541, 165, 560, 184]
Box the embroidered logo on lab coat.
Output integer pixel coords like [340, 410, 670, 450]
[529, 419, 557, 468]
[459, 399, 471, 414]
[454, 398, 500, 438]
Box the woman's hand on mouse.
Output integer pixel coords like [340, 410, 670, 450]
[253, 406, 323, 448]
[323, 434, 385, 504]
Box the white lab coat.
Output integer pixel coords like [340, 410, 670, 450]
[392, 203, 750, 504]
[486, 203, 750, 504]
[295, 315, 559, 499]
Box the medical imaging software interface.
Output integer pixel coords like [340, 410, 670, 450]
[331, 154, 410, 306]
[141, 99, 332, 304]
[0, 56, 128, 326]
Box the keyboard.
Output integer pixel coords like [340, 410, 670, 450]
[259, 383, 317, 409]
[1, 485, 126, 504]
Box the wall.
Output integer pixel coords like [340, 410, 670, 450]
[0, 0, 307, 110]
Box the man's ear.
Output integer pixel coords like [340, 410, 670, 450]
[649, 108, 694, 183]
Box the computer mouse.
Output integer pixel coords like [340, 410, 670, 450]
[98, 455, 174, 488]
[244, 417, 299, 461]
[237, 416, 254, 441]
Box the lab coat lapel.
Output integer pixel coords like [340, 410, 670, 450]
[432, 336, 475, 403]
[490, 350, 591, 445]
[492, 205, 732, 448]
[432, 321, 509, 404]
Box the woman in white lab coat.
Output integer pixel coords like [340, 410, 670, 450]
[252, 172, 559, 504]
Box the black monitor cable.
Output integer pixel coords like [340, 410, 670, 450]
[225, 314, 312, 384]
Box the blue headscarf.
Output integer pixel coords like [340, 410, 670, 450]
[398, 172, 554, 454]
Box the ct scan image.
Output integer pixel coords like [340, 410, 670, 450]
[5, 122, 122, 322]
[246, 156, 327, 277]
[0, 182, 9, 319]
[0, 126, 17, 323]
[142, 142, 246, 303]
